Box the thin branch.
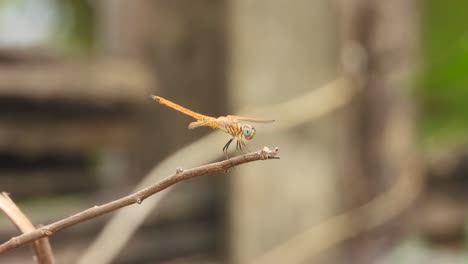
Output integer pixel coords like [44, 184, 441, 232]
[0, 147, 279, 254]
[0, 193, 55, 263]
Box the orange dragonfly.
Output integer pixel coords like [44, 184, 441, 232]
[152, 95, 274, 155]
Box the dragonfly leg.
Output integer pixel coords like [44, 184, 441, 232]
[240, 140, 250, 153]
[236, 140, 246, 154]
[222, 138, 234, 157]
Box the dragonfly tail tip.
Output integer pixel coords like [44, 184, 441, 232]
[151, 95, 162, 102]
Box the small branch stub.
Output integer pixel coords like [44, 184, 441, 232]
[40, 229, 52, 236]
[136, 198, 143, 204]
[260, 146, 279, 159]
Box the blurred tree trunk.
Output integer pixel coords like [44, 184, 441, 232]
[337, 0, 419, 263]
[227, 1, 342, 263]
[228, 0, 419, 263]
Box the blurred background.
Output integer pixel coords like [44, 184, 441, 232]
[0, 0, 466, 263]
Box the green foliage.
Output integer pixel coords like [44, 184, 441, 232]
[420, 0, 468, 145]
[0, 0, 95, 55]
[53, 0, 95, 55]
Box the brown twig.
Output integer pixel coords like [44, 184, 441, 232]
[0, 193, 55, 263]
[0, 147, 279, 254]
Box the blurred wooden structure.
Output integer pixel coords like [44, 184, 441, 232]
[0, 0, 227, 263]
[0, 48, 153, 262]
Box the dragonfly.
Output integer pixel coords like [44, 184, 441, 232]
[152, 95, 274, 155]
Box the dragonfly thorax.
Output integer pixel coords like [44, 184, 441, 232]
[241, 124, 256, 140]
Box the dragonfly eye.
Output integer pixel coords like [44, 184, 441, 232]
[242, 125, 256, 140]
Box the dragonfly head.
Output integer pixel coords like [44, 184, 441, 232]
[241, 124, 256, 140]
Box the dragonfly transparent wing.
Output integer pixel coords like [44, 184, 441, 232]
[188, 120, 217, 129]
[226, 115, 275, 123]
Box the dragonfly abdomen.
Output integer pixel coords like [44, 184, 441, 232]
[153, 96, 214, 122]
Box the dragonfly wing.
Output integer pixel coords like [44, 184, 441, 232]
[188, 120, 208, 129]
[215, 116, 239, 126]
[226, 115, 275, 123]
[188, 120, 220, 130]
